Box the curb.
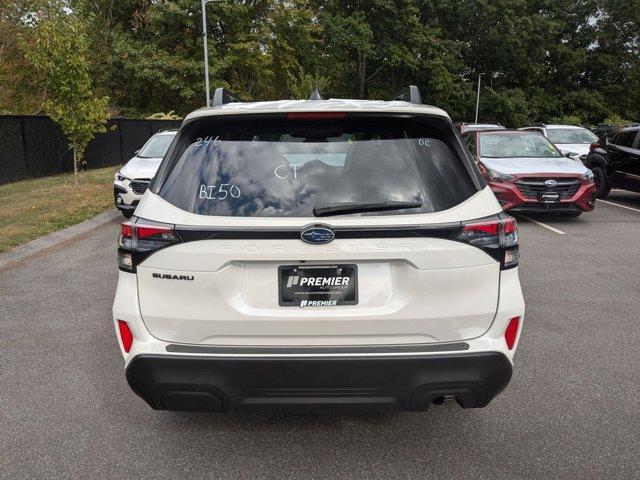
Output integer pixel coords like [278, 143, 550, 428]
[0, 209, 122, 270]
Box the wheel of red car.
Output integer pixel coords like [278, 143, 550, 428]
[591, 167, 611, 199]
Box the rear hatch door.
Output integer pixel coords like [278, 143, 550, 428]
[135, 112, 501, 346]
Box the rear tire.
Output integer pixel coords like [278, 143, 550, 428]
[592, 166, 611, 198]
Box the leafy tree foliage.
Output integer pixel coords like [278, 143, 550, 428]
[1, 0, 639, 126]
[0, 2, 44, 114]
[26, 8, 109, 174]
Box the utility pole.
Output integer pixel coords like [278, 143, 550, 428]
[475, 73, 484, 124]
[201, 0, 227, 107]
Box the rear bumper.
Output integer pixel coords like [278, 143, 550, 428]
[125, 352, 513, 413]
[490, 180, 596, 212]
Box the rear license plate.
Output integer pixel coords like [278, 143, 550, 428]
[540, 191, 560, 203]
[279, 264, 358, 307]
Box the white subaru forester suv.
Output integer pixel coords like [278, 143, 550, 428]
[113, 87, 525, 413]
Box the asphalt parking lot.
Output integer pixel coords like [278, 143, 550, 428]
[2, 192, 640, 480]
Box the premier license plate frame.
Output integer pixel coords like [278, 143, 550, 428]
[278, 264, 358, 307]
[540, 191, 561, 204]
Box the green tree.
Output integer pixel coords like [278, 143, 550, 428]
[26, 10, 109, 174]
[266, 0, 323, 99]
[3, 0, 640, 126]
[583, 0, 640, 122]
[484, 88, 530, 127]
[79, 0, 276, 115]
[316, 0, 428, 99]
[287, 65, 329, 100]
[0, 1, 43, 114]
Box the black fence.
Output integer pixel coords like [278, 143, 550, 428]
[0, 116, 182, 185]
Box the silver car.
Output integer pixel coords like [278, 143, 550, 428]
[519, 124, 598, 163]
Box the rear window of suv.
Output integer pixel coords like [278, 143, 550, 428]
[156, 114, 477, 217]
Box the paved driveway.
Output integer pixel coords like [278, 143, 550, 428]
[2, 193, 639, 479]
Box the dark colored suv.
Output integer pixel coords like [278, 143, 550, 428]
[585, 127, 640, 198]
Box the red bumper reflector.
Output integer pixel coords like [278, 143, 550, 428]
[504, 317, 520, 350]
[117, 320, 133, 353]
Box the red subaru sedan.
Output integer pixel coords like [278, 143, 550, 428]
[463, 130, 597, 217]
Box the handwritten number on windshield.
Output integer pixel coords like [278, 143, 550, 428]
[199, 184, 241, 200]
[195, 136, 222, 147]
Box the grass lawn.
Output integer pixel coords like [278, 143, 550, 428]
[0, 166, 119, 253]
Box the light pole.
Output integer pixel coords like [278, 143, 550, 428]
[201, 0, 226, 107]
[475, 72, 484, 124]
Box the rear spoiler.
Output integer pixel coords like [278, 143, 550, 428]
[213, 85, 423, 105]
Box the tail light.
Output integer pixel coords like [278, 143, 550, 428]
[118, 219, 180, 272]
[504, 316, 520, 350]
[589, 143, 598, 152]
[117, 320, 134, 353]
[456, 214, 518, 269]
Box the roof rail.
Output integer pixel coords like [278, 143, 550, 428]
[310, 86, 323, 100]
[212, 87, 245, 107]
[392, 85, 422, 105]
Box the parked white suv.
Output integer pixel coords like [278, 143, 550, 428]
[113, 129, 177, 217]
[518, 124, 598, 163]
[113, 87, 525, 413]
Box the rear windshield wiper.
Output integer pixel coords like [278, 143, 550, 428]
[313, 201, 423, 217]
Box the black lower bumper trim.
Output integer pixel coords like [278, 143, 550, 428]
[510, 204, 582, 213]
[125, 352, 513, 413]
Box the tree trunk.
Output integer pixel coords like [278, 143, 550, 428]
[73, 145, 78, 175]
[358, 51, 366, 99]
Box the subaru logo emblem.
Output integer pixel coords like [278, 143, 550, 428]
[300, 225, 335, 244]
[544, 179, 558, 188]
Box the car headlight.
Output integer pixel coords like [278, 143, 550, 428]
[487, 168, 515, 182]
[115, 172, 128, 182]
[581, 170, 594, 182]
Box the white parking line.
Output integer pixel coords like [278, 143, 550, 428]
[518, 214, 566, 235]
[597, 199, 640, 214]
